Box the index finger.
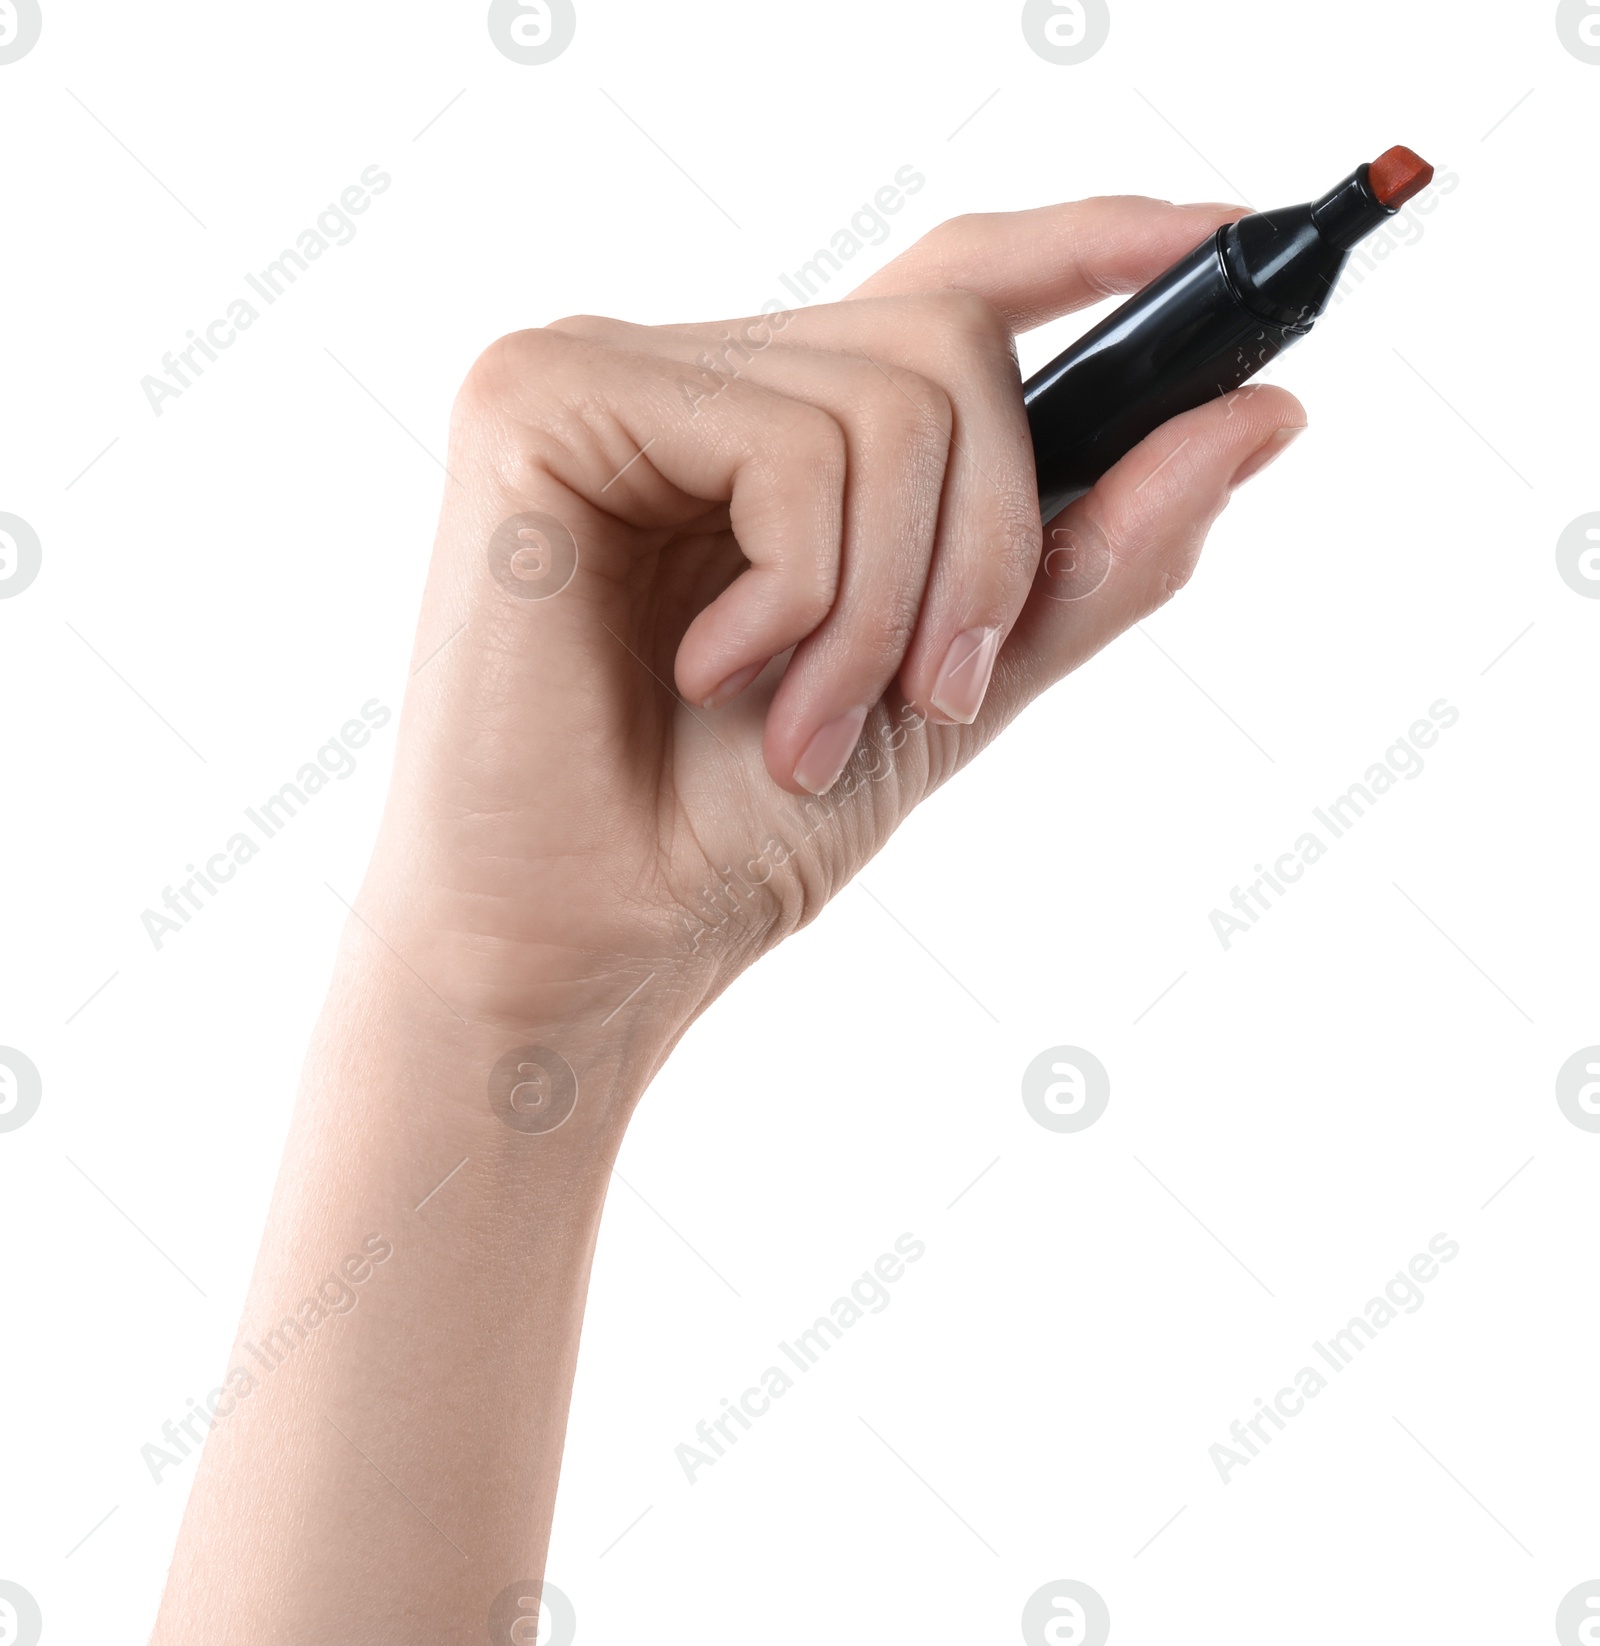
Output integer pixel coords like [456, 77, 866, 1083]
[847, 196, 1248, 334]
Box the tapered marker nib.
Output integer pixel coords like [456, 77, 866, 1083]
[1368, 146, 1434, 209]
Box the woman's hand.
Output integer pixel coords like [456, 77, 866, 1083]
[153, 195, 1306, 1645]
[368, 196, 1302, 1045]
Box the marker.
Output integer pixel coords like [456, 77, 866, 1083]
[1024, 146, 1436, 519]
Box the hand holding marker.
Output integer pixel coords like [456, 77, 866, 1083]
[143, 141, 1443, 1640]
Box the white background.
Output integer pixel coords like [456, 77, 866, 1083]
[2, 1, 1597, 1641]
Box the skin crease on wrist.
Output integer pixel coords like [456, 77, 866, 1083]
[149, 195, 1305, 1642]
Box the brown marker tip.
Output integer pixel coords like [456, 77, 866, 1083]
[1368, 146, 1434, 210]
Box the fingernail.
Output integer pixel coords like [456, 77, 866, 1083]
[793, 705, 870, 795]
[1230, 425, 1306, 489]
[929, 626, 1002, 726]
[702, 660, 764, 711]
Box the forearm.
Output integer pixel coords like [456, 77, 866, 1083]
[151, 912, 678, 1642]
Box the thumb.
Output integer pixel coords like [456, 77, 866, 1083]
[988, 382, 1307, 712]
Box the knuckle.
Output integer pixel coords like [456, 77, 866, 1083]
[923, 212, 987, 258]
[457, 327, 566, 411]
[928, 285, 1013, 356]
[451, 330, 590, 497]
[877, 367, 954, 445]
[458, 329, 530, 401]
[544, 312, 616, 339]
[786, 399, 849, 478]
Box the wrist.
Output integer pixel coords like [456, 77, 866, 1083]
[312, 897, 697, 1156]
[343, 811, 772, 1062]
